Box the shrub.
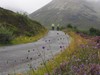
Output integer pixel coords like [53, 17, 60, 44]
[89, 27, 100, 36]
[0, 26, 13, 44]
[67, 24, 73, 28]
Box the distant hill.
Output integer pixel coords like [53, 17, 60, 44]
[30, 0, 100, 30]
[90, 1, 100, 17]
[0, 7, 46, 44]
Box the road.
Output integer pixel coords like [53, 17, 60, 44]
[0, 31, 70, 75]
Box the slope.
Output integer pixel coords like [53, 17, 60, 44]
[30, 0, 100, 30]
[0, 7, 47, 44]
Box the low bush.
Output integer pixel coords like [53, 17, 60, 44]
[0, 26, 13, 44]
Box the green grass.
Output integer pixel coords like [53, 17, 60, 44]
[0, 7, 47, 45]
[11, 30, 48, 45]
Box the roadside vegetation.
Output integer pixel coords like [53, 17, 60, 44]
[0, 7, 47, 46]
[50, 29, 100, 75]
[61, 24, 100, 36]
[11, 30, 47, 45]
[36, 29, 99, 75]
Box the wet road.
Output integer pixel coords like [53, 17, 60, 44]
[0, 31, 70, 75]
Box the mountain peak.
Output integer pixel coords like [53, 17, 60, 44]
[30, 0, 100, 30]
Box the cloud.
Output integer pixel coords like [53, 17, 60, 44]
[87, 0, 100, 2]
[0, 0, 52, 13]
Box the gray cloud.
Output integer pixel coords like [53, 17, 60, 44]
[87, 0, 100, 2]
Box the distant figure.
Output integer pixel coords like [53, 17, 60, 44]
[51, 24, 55, 30]
[57, 24, 60, 31]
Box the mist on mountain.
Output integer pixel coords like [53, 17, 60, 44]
[30, 0, 100, 30]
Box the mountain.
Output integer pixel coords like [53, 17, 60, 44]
[0, 7, 46, 44]
[30, 0, 100, 30]
[90, 1, 100, 17]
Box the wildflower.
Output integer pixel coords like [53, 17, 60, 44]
[45, 40, 47, 42]
[30, 57, 32, 60]
[57, 33, 59, 35]
[60, 46, 62, 49]
[28, 50, 30, 52]
[38, 54, 41, 56]
[93, 46, 98, 49]
[71, 66, 78, 72]
[49, 40, 50, 42]
[80, 64, 84, 68]
[26, 57, 28, 59]
[53, 67, 61, 74]
[80, 44, 85, 48]
[42, 46, 45, 49]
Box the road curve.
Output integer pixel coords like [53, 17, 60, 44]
[0, 31, 70, 75]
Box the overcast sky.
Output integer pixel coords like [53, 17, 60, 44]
[87, 0, 99, 1]
[0, 0, 52, 14]
[0, 0, 99, 14]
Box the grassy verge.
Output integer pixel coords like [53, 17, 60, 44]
[0, 30, 48, 46]
[11, 30, 48, 45]
[50, 30, 100, 75]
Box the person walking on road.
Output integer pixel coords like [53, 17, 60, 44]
[57, 24, 60, 31]
[52, 24, 55, 30]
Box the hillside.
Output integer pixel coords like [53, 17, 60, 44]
[30, 0, 100, 30]
[0, 7, 47, 44]
[90, 1, 100, 17]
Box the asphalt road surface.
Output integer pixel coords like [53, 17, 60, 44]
[0, 31, 70, 75]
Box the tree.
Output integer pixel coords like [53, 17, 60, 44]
[67, 24, 73, 28]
